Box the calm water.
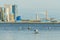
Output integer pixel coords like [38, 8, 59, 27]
[0, 23, 60, 40]
[0, 23, 60, 30]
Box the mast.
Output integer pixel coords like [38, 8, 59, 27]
[36, 8, 39, 20]
[45, 9, 48, 20]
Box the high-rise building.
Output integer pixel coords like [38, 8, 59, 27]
[2, 7, 5, 21]
[0, 7, 4, 21]
[4, 4, 17, 22]
[9, 13, 15, 22]
[6, 7, 10, 22]
[12, 5, 17, 21]
[0, 7, 2, 20]
[4, 4, 13, 22]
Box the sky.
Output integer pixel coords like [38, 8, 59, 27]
[0, 0, 60, 20]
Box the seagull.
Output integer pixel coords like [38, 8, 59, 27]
[34, 29, 39, 34]
[28, 27, 31, 30]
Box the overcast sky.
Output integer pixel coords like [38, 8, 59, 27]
[0, 0, 60, 20]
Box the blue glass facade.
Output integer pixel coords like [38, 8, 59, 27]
[12, 5, 16, 20]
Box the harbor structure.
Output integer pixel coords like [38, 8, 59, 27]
[0, 4, 59, 23]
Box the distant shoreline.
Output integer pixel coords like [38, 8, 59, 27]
[0, 22, 60, 24]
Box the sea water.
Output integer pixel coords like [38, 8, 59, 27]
[0, 23, 60, 40]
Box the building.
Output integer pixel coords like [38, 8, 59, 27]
[0, 7, 2, 21]
[2, 7, 5, 21]
[12, 5, 17, 21]
[9, 13, 15, 22]
[0, 4, 18, 22]
[4, 4, 10, 22]
[0, 7, 4, 21]
[4, 4, 16, 22]
[6, 7, 10, 22]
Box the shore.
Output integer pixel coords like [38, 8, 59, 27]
[0, 22, 60, 24]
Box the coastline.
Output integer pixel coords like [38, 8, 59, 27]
[0, 22, 60, 24]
